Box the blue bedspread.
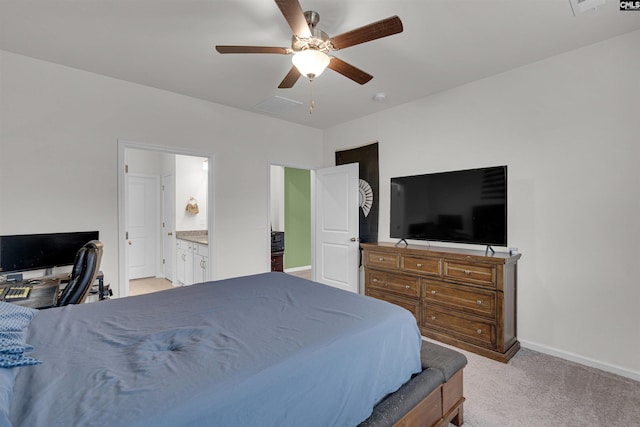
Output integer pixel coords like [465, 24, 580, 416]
[9, 273, 421, 426]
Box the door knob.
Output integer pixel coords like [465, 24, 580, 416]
[168, 232, 173, 236]
[128, 241, 132, 245]
[350, 237, 360, 242]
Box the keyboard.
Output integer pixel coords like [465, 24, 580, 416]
[1, 286, 31, 300]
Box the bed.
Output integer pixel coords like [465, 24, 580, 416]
[2, 272, 429, 426]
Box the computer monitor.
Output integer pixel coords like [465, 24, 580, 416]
[0, 231, 99, 275]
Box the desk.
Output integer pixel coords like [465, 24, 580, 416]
[1, 278, 60, 309]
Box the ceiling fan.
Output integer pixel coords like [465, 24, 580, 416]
[215, 0, 403, 89]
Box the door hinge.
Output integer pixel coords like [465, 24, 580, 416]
[125, 164, 129, 173]
[125, 231, 129, 239]
[162, 259, 165, 265]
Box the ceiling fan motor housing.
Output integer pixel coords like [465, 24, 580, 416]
[304, 10, 320, 28]
[291, 11, 330, 53]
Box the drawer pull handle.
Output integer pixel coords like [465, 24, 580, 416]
[431, 290, 437, 295]
[372, 278, 378, 282]
[477, 329, 482, 334]
[464, 270, 471, 275]
[416, 263, 423, 268]
[405, 285, 410, 289]
[431, 316, 436, 321]
[378, 257, 384, 261]
[476, 300, 483, 305]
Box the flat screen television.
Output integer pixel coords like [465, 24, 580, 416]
[0, 231, 99, 275]
[390, 166, 507, 246]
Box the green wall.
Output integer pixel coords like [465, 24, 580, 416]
[284, 167, 311, 269]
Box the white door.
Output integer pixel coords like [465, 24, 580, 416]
[126, 174, 159, 279]
[161, 174, 175, 282]
[313, 163, 359, 293]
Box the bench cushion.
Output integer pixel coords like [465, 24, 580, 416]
[420, 340, 468, 381]
[359, 340, 467, 427]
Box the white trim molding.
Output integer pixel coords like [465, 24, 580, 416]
[520, 339, 640, 382]
[284, 265, 312, 273]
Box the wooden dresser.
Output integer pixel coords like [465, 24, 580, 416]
[361, 242, 521, 363]
[270, 251, 284, 272]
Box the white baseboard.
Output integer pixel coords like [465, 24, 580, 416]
[520, 339, 640, 382]
[284, 265, 311, 273]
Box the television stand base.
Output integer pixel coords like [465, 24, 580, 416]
[394, 239, 409, 247]
[485, 245, 495, 255]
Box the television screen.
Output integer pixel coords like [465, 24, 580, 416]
[0, 231, 99, 274]
[390, 166, 507, 246]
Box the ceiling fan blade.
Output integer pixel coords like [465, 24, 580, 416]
[330, 16, 403, 50]
[216, 46, 291, 54]
[278, 66, 302, 88]
[327, 57, 373, 85]
[274, 0, 311, 38]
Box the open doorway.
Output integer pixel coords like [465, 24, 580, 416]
[270, 163, 360, 293]
[117, 141, 213, 298]
[270, 165, 312, 280]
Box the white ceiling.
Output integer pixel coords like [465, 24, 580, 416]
[1, 1, 639, 129]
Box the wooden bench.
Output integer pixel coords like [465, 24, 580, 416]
[360, 340, 467, 427]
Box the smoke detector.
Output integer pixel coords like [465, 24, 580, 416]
[373, 93, 386, 102]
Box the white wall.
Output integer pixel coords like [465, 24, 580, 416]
[0, 50, 323, 294]
[126, 148, 167, 176]
[270, 165, 285, 232]
[323, 30, 640, 378]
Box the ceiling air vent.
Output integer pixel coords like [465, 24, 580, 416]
[254, 96, 303, 115]
[569, 0, 608, 15]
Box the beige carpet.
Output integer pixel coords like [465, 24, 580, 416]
[129, 277, 175, 296]
[434, 339, 640, 427]
[286, 268, 312, 280]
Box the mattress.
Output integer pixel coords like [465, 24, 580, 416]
[9, 272, 421, 426]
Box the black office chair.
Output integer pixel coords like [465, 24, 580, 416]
[56, 240, 103, 306]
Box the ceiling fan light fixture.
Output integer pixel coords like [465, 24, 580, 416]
[292, 49, 330, 80]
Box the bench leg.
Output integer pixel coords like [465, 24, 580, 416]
[450, 401, 464, 426]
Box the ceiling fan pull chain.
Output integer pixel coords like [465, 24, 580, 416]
[309, 79, 315, 114]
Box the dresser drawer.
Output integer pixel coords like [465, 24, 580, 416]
[444, 260, 496, 288]
[366, 289, 420, 324]
[401, 255, 441, 276]
[366, 271, 419, 298]
[423, 306, 496, 349]
[423, 280, 496, 319]
[270, 252, 283, 272]
[176, 239, 191, 251]
[365, 251, 399, 270]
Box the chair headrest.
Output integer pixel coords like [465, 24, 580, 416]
[84, 240, 103, 252]
[57, 239, 104, 306]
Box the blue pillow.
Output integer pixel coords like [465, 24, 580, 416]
[0, 332, 33, 355]
[0, 353, 41, 368]
[0, 302, 41, 425]
[0, 302, 37, 331]
[0, 302, 41, 367]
